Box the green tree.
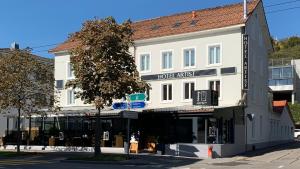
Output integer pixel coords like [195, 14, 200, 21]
[0, 49, 54, 153]
[289, 102, 300, 125]
[270, 36, 300, 59]
[66, 17, 149, 157]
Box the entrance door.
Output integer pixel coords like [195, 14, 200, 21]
[176, 119, 193, 143]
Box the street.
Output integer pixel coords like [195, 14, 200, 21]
[0, 141, 300, 169]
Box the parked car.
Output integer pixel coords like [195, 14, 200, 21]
[295, 129, 300, 139]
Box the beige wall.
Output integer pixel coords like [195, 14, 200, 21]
[135, 28, 243, 109]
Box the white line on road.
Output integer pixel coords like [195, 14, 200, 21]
[278, 165, 285, 168]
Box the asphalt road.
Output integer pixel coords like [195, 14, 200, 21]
[0, 141, 300, 169]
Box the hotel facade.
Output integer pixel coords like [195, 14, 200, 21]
[1, 0, 294, 158]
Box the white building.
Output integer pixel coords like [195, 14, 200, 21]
[49, 0, 294, 158]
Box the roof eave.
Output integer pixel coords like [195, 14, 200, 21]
[134, 24, 245, 46]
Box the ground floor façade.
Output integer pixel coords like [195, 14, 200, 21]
[0, 105, 295, 158]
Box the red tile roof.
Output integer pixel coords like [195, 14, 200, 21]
[273, 100, 288, 107]
[273, 100, 288, 113]
[50, 0, 260, 53]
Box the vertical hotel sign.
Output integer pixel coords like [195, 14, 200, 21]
[243, 34, 249, 90]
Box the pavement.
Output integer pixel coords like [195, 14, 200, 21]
[0, 141, 300, 168]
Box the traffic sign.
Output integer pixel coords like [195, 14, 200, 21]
[129, 101, 146, 109]
[129, 93, 147, 102]
[112, 102, 128, 110]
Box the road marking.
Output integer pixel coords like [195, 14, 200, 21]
[278, 165, 284, 168]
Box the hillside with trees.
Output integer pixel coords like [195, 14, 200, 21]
[270, 36, 300, 125]
[270, 36, 300, 59]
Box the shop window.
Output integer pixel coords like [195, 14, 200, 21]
[183, 81, 195, 100]
[162, 83, 172, 101]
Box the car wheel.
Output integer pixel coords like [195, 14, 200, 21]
[297, 135, 300, 140]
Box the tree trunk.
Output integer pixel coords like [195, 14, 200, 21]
[17, 107, 21, 154]
[94, 108, 102, 157]
[27, 115, 32, 146]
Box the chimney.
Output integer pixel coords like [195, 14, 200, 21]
[243, 0, 248, 20]
[10, 42, 19, 50]
[192, 11, 196, 19]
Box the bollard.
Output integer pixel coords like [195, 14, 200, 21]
[208, 146, 213, 159]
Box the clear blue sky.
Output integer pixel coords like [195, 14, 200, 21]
[0, 0, 299, 58]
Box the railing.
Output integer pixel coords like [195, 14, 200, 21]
[269, 79, 293, 86]
[269, 58, 292, 67]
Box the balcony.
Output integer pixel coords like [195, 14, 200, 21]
[269, 65, 294, 91]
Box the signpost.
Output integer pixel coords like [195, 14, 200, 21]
[129, 93, 147, 102]
[129, 101, 146, 109]
[111, 93, 147, 159]
[112, 102, 128, 110]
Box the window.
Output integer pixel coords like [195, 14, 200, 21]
[56, 80, 64, 90]
[67, 90, 75, 105]
[162, 84, 172, 101]
[140, 54, 150, 72]
[67, 62, 75, 79]
[209, 80, 220, 98]
[162, 51, 172, 70]
[208, 45, 221, 65]
[183, 81, 195, 100]
[183, 48, 195, 68]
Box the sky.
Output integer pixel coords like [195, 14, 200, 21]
[0, 0, 299, 58]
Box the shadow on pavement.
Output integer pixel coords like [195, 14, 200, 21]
[238, 140, 300, 158]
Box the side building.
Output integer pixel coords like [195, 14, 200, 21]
[49, 0, 294, 158]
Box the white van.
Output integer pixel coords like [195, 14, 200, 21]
[295, 129, 300, 139]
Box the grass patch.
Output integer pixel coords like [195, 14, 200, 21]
[0, 151, 39, 158]
[68, 154, 128, 162]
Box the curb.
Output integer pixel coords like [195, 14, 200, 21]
[60, 160, 158, 166]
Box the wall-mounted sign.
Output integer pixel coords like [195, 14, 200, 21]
[243, 34, 249, 90]
[221, 67, 237, 75]
[192, 90, 218, 106]
[141, 69, 217, 81]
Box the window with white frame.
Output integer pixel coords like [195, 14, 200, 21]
[67, 90, 75, 105]
[208, 45, 221, 65]
[140, 54, 150, 72]
[209, 80, 220, 98]
[183, 81, 195, 100]
[183, 48, 195, 68]
[162, 83, 172, 101]
[67, 62, 75, 78]
[162, 51, 172, 70]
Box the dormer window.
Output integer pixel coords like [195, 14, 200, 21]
[151, 24, 161, 31]
[190, 20, 198, 26]
[173, 22, 182, 28]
